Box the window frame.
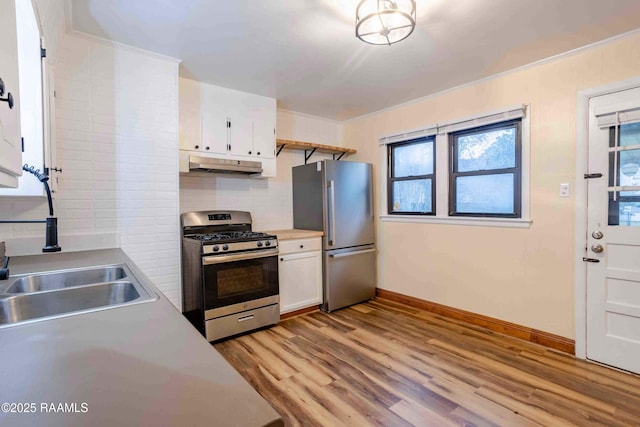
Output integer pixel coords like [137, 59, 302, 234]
[379, 105, 531, 229]
[387, 136, 436, 215]
[448, 119, 522, 218]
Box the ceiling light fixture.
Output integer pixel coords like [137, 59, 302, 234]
[355, 0, 416, 46]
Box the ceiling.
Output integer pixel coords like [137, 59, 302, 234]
[70, 0, 640, 121]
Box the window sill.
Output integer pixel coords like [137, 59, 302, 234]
[379, 215, 532, 228]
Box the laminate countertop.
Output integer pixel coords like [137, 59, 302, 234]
[0, 249, 282, 427]
[263, 229, 324, 240]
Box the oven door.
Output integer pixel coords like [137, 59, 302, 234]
[202, 249, 279, 319]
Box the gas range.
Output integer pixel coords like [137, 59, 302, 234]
[180, 210, 280, 342]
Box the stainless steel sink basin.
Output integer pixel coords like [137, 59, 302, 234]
[0, 264, 157, 329]
[5, 266, 127, 293]
[0, 282, 141, 325]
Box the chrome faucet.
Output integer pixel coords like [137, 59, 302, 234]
[0, 164, 62, 258]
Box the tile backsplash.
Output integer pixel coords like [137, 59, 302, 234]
[180, 150, 320, 231]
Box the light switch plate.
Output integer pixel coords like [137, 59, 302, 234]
[560, 183, 570, 198]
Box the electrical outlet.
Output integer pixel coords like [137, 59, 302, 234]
[560, 183, 570, 198]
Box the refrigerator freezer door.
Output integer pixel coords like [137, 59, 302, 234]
[323, 161, 374, 250]
[323, 245, 376, 312]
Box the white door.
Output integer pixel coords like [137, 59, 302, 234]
[586, 86, 640, 374]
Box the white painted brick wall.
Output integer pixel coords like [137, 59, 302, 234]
[0, 33, 182, 309]
[54, 34, 182, 308]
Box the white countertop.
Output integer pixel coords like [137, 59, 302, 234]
[0, 249, 282, 427]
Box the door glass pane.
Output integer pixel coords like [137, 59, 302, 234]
[393, 140, 433, 177]
[392, 179, 432, 213]
[620, 122, 640, 147]
[619, 150, 640, 194]
[456, 174, 514, 214]
[608, 192, 640, 226]
[609, 149, 640, 194]
[457, 127, 515, 172]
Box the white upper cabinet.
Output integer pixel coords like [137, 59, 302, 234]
[179, 78, 277, 177]
[200, 84, 276, 160]
[253, 117, 276, 159]
[0, 0, 23, 188]
[200, 114, 228, 155]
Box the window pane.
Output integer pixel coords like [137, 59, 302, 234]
[609, 150, 640, 196]
[612, 150, 640, 195]
[456, 174, 514, 214]
[457, 127, 515, 172]
[393, 140, 433, 177]
[618, 202, 640, 226]
[619, 122, 640, 147]
[609, 193, 640, 226]
[392, 179, 432, 213]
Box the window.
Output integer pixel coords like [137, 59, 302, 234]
[387, 137, 435, 215]
[380, 105, 530, 227]
[449, 120, 521, 217]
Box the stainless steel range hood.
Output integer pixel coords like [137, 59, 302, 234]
[188, 155, 263, 175]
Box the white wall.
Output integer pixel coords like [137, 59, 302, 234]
[178, 93, 343, 231]
[0, 32, 182, 308]
[343, 32, 640, 339]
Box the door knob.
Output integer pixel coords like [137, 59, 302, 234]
[592, 230, 604, 239]
[591, 244, 604, 253]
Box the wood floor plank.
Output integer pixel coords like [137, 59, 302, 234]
[424, 375, 541, 427]
[213, 298, 640, 427]
[389, 399, 459, 427]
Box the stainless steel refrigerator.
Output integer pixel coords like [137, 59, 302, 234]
[292, 160, 375, 312]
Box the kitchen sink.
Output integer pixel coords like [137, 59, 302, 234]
[0, 264, 157, 328]
[5, 266, 127, 293]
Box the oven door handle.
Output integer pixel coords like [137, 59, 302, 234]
[202, 249, 278, 265]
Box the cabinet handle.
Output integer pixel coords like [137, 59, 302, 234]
[194, 145, 199, 149]
[257, 151, 261, 155]
[300, 245, 304, 249]
[205, 146, 210, 150]
[280, 258, 283, 261]
[248, 151, 252, 155]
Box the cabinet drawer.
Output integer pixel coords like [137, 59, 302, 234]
[279, 237, 322, 255]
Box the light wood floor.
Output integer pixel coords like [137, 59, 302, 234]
[214, 298, 640, 427]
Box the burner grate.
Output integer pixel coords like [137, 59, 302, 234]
[186, 231, 274, 242]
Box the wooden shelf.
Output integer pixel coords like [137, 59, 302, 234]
[276, 138, 356, 163]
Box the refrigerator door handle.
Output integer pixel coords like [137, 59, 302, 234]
[328, 180, 335, 246]
[329, 248, 376, 258]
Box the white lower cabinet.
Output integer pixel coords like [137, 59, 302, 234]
[279, 239, 322, 314]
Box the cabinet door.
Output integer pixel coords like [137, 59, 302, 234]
[201, 113, 228, 154]
[228, 116, 253, 156]
[253, 117, 275, 159]
[279, 251, 322, 314]
[0, 0, 23, 188]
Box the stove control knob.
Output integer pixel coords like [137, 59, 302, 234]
[212, 245, 219, 252]
[222, 244, 229, 251]
[265, 241, 271, 247]
[257, 241, 263, 247]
